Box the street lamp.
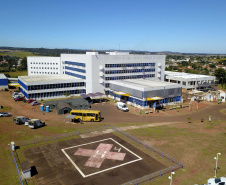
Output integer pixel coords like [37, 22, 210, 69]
[168, 171, 175, 185]
[214, 153, 221, 178]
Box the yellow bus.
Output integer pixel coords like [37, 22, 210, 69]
[70, 110, 101, 122]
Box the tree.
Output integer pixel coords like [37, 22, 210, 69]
[214, 68, 226, 85]
[204, 68, 209, 75]
[209, 64, 216, 68]
[19, 57, 27, 70]
[181, 61, 189, 66]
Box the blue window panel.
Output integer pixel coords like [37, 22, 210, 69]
[65, 61, 85, 67]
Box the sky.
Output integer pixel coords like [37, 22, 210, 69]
[0, 0, 226, 53]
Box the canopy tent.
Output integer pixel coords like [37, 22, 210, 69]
[81, 92, 107, 100]
[64, 114, 77, 123]
[147, 96, 164, 101]
[65, 115, 76, 119]
[8, 83, 20, 88]
[80, 94, 90, 98]
[113, 91, 130, 97]
[95, 92, 107, 98]
[87, 93, 100, 99]
[56, 102, 72, 115]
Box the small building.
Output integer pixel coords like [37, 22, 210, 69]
[56, 102, 72, 115]
[218, 90, 226, 102]
[0, 74, 8, 89]
[21, 161, 31, 179]
[165, 71, 216, 92]
[44, 98, 90, 109]
[109, 79, 182, 109]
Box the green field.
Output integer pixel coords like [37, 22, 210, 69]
[125, 121, 226, 185]
[3, 70, 28, 78]
[0, 50, 38, 58]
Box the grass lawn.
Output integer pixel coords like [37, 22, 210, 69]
[125, 120, 226, 185]
[0, 50, 37, 58]
[4, 70, 28, 78]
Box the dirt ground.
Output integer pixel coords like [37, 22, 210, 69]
[0, 91, 225, 126]
[23, 134, 166, 185]
[1, 91, 226, 185]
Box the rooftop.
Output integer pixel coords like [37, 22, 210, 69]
[110, 79, 181, 91]
[165, 71, 216, 80]
[19, 75, 84, 85]
[0, 74, 7, 79]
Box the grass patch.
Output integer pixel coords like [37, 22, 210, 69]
[220, 108, 226, 115]
[0, 50, 37, 58]
[4, 70, 28, 78]
[122, 123, 226, 185]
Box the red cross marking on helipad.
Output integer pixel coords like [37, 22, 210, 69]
[74, 143, 126, 168]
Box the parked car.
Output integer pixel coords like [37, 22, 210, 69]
[207, 177, 226, 185]
[12, 92, 23, 98]
[14, 97, 25, 101]
[27, 119, 45, 129]
[27, 99, 36, 103]
[0, 112, 12, 117]
[13, 116, 30, 125]
[31, 101, 40, 106]
[117, 102, 129, 112]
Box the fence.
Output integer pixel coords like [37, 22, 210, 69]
[12, 125, 183, 185]
[10, 145, 23, 185]
[110, 126, 183, 185]
[15, 125, 112, 147]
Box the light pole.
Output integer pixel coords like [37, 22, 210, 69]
[214, 153, 221, 178]
[168, 171, 175, 185]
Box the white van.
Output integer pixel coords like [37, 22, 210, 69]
[117, 102, 129, 112]
[207, 177, 226, 185]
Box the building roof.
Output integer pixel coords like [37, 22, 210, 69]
[109, 79, 181, 91]
[56, 102, 71, 111]
[19, 75, 84, 85]
[0, 74, 7, 79]
[165, 71, 216, 81]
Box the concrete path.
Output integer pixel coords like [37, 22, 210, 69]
[119, 122, 180, 131]
[80, 122, 180, 138]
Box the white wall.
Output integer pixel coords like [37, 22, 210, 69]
[27, 57, 61, 76]
[61, 54, 92, 92]
[27, 53, 166, 94]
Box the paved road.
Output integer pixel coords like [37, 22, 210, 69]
[92, 103, 226, 124]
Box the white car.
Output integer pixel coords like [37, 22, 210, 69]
[208, 177, 226, 185]
[0, 112, 12, 117]
[30, 101, 41, 106]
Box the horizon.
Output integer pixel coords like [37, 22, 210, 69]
[1, 46, 226, 55]
[1, 0, 226, 54]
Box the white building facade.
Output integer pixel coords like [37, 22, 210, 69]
[165, 71, 216, 91]
[27, 57, 62, 76]
[18, 75, 85, 100]
[27, 52, 166, 95]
